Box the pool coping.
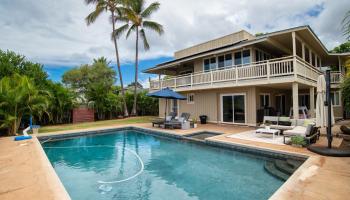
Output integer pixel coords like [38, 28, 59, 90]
[34, 125, 350, 200]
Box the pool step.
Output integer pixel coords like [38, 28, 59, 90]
[264, 159, 303, 181]
[274, 160, 295, 175]
[264, 162, 289, 181]
[286, 159, 303, 169]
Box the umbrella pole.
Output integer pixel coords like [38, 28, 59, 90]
[326, 70, 333, 148]
[165, 99, 167, 120]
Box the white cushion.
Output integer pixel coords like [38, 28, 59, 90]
[178, 117, 185, 123]
[166, 116, 172, 121]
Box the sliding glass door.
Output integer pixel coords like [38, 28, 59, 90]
[222, 94, 246, 124]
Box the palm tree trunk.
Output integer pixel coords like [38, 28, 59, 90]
[131, 26, 139, 116]
[111, 10, 129, 117]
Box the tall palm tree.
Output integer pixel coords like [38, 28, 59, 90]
[85, 0, 129, 117]
[115, 0, 164, 116]
[343, 10, 350, 40]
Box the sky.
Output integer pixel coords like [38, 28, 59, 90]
[1, 0, 350, 87]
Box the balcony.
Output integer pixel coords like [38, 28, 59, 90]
[149, 56, 324, 91]
[330, 72, 344, 84]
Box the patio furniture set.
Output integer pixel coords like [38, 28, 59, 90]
[152, 112, 192, 129]
[257, 116, 320, 145]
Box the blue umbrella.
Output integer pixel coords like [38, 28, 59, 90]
[147, 88, 186, 119]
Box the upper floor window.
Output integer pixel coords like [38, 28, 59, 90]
[204, 57, 216, 71]
[255, 49, 271, 62]
[234, 50, 251, 66]
[234, 52, 242, 65]
[305, 47, 310, 63]
[242, 50, 250, 64]
[331, 91, 341, 106]
[218, 54, 232, 69]
[311, 52, 315, 67]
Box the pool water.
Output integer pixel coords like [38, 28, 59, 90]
[43, 130, 286, 200]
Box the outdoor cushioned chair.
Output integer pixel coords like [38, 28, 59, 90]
[340, 125, 350, 135]
[283, 124, 320, 144]
[152, 112, 177, 127]
[164, 113, 191, 129]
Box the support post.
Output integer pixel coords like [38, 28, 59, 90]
[267, 60, 270, 80]
[310, 87, 315, 118]
[326, 70, 332, 148]
[292, 32, 297, 79]
[292, 82, 299, 119]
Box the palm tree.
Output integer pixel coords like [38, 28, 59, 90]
[85, 0, 129, 117]
[0, 74, 49, 135]
[115, 0, 164, 116]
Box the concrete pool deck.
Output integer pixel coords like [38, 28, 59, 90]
[1, 123, 349, 200]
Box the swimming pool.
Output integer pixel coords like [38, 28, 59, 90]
[42, 129, 301, 200]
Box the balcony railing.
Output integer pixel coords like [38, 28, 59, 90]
[330, 72, 344, 84]
[150, 56, 325, 90]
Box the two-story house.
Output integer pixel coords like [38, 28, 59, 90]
[144, 26, 347, 126]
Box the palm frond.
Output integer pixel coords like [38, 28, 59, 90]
[85, 4, 105, 25]
[126, 24, 136, 38]
[142, 20, 164, 35]
[113, 23, 130, 39]
[141, 2, 160, 18]
[140, 29, 150, 50]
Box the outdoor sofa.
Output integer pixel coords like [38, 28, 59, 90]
[260, 116, 316, 132]
[164, 113, 191, 129]
[152, 112, 177, 127]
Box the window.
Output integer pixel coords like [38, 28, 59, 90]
[187, 93, 194, 104]
[204, 59, 210, 71]
[299, 94, 310, 109]
[255, 49, 270, 62]
[242, 50, 250, 64]
[260, 94, 270, 108]
[234, 52, 242, 65]
[311, 52, 315, 67]
[218, 54, 232, 69]
[204, 57, 217, 71]
[225, 54, 232, 67]
[218, 55, 225, 69]
[210, 57, 216, 70]
[305, 47, 310, 63]
[331, 91, 341, 106]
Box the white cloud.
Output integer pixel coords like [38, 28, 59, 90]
[0, 0, 349, 67]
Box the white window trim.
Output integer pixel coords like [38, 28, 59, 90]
[331, 91, 341, 107]
[259, 93, 271, 107]
[187, 93, 195, 104]
[220, 93, 247, 125]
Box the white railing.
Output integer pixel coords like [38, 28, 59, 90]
[330, 72, 343, 83]
[149, 56, 325, 90]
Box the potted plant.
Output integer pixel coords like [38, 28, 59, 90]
[290, 135, 306, 148]
[193, 118, 198, 128]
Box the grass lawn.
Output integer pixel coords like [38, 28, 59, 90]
[39, 116, 156, 133]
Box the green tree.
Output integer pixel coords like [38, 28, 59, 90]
[341, 77, 350, 112]
[331, 41, 350, 53]
[0, 74, 49, 135]
[85, 0, 129, 117]
[62, 57, 119, 120]
[116, 0, 164, 116]
[0, 49, 48, 88]
[46, 82, 76, 124]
